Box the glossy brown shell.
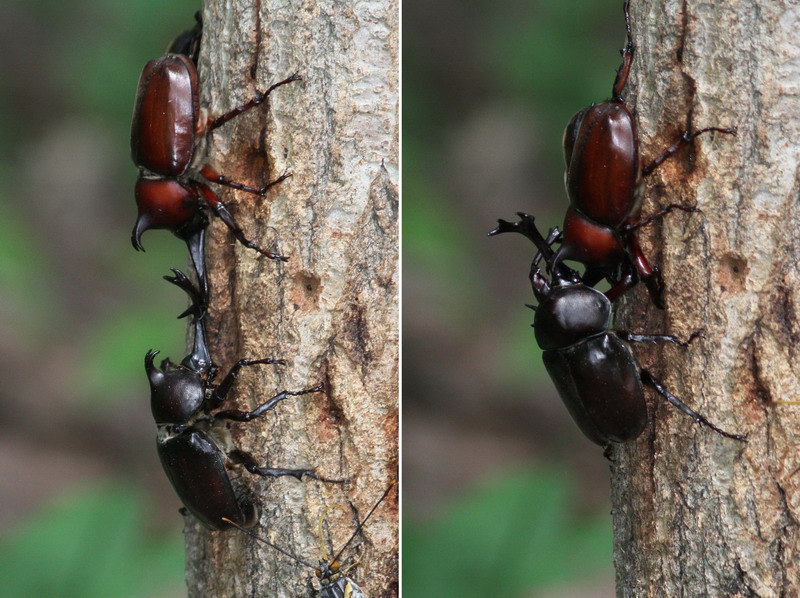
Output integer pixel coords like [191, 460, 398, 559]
[564, 102, 639, 227]
[131, 54, 199, 176]
[158, 429, 256, 530]
[555, 207, 627, 267]
[134, 178, 199, 227]
[533, 284, 611, 351]
[543, 333, 647, 445]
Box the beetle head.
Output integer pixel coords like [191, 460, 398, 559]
[132, 179, 204, 251]
[145, 350, 206, 424]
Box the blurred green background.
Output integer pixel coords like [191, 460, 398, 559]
[403, 0, 628, 595]
[0, 1, 202, 596]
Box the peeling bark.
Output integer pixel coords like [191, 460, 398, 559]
[182, 2, 398, 596]
[611, 1, 800, 596]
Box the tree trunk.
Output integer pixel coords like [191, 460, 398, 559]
[183, 2, 398, 596]
[611, 1, 800, 596]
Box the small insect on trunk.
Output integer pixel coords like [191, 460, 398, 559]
[223, 483, 397, 597]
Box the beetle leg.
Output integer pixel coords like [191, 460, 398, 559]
[207, 358, 287, 408]
[198, 185, 289, 261]
[200, 164, 292, 196]
[623, 203, 701, 233]
[230, 449, 348, 484]
[604, 273, 639, 303]
[623, 235, 665, 308]
[205, 72, 302, 131]
[581, 266, 609, 288]
[611, 0, 634, 101]
[215, 385, 323, 422]
[622, 201, 701, 308]
[618, 329, 704, 347]
[580, 262, 641, 304]
[641, 126, 737, 177]
[640, 370, 747, 441]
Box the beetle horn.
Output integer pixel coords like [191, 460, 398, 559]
[131, 213, 153, 251]
[144, 350, 165, 385]
[182, 227, 208, 299]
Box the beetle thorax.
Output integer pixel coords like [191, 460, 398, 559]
[149, 368, 205, 424]
[534, 285, 611, 350]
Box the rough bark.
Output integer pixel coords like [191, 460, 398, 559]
[611, 1, 800, 596]
[182, 1, 398, 596]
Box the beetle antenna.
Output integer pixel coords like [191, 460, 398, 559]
[328, 482, 396, 567]
[221, 518, 317, 570]
[318, 505, 347, 563]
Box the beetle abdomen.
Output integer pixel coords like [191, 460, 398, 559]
[542, 333, 646, 445]
[565, 102, 639, 227]
[131, 54, 199, 176]
[157, 429, 255, 530]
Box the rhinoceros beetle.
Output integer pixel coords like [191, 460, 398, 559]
[131, 15, 299, 278]
[149, 269, 344, 530]
[223, 482, 397, 597]
[554, 0, 736, 308]
[489, 213, 746, 448]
